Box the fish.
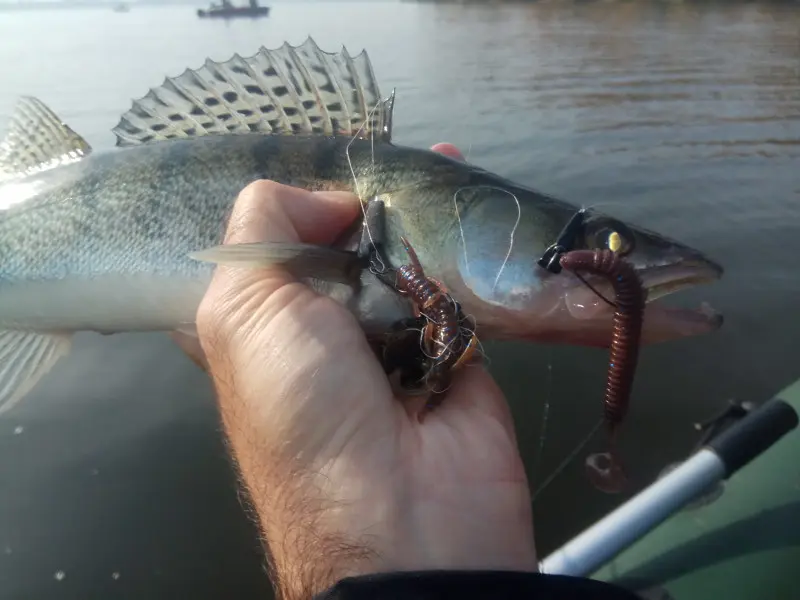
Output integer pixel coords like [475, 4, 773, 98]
[0, 37, 723, 416]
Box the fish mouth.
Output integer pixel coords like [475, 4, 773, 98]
[563, 258, 724, 343]
[641, 260, 723, 302]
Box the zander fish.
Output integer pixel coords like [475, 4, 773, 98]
[0, 37, 723, 415]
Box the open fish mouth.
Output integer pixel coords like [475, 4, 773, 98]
[638, 260, 724, 340]
[563, 258, 723, 341]
[641, 259, 723, 302]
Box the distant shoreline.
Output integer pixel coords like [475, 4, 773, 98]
[2, 0, 795, 8]
[0, 1, 182, 9]
[0, 0, 271, 10]
[0, 0, 796, 9]
[407, 0, 799, 4]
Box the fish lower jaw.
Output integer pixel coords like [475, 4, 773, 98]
[640, 267, 723, 336]
[562, 269, 723, 339]
[644, 301, 723, 340]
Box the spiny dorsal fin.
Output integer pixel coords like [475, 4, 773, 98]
[111, 37, 395, 148]
[0, 96, 92, 182]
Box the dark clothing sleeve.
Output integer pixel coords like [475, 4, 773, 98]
[314, 571, 641, 600]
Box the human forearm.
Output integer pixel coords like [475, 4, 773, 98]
[212, 381, 379, 600]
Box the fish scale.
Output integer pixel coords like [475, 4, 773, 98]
[0, 36, 723, 416]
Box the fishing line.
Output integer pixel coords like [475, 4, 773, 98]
[494, 188, 521, 293]
[451, 187, 472, 281]
[462, 327, 490, 368]
[531, 353, 554, 490]
[572, 271, 617, 308]
[346, 95, 387, 271]
[445, 296, 490, 367]
[532, 417, 604, 502]
[451, 185, 521, 292]
[579, 199, 631, 213]
[427, 333, 461, 361]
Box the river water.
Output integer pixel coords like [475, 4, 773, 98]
[0, 1, 798, 597]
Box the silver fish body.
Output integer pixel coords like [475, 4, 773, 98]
[0, 37, 724, 415]
[0, 132, 460, 335]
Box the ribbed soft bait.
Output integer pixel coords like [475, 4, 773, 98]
[559, 249, 647, 493]
[392, 236, 478, 398]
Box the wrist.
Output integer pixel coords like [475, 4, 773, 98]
[257, 499, 381, 600]
[239, 463, 383, 600]
[231, 444, 536, 597]
[255, 478, 536, 599]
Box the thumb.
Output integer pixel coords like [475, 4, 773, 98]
[195, 180, 361, 359]
[222, 180, 360, 246]
[210, 180, 360, 297]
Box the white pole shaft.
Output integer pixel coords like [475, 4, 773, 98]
[538, 448, 725, 577]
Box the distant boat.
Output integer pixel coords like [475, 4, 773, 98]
[197, 0, 269, 19]
[113, 3, 130, 12]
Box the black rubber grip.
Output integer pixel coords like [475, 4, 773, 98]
[706, 397, 798, 477]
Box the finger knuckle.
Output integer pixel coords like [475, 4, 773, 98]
[225, 179, 294, 244]
[240, 178, 283, 200]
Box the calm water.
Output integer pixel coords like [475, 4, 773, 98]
[1, 2, 799, 597]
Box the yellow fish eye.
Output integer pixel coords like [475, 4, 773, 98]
[608, 230, 622, 253]
[588, 222, 635, 256]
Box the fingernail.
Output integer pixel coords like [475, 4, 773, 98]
[431, 142, 464, 161]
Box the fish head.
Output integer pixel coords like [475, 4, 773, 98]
[443, 179, 723, 348]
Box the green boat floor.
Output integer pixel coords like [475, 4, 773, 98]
[591, 378, 800, 600]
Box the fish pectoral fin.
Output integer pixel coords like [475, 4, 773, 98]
[173, 324, 199, 338]
[0, 330, 73, 416]
[111, 37, 394, 147]
[0, 97, 92, 183]
[189, 241, 363, 285]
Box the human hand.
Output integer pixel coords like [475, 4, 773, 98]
[173, 143, 536, 599]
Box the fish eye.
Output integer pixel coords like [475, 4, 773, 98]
[588, 222, 635, 256]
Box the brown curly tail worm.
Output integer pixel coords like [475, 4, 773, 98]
[559, 249, 647, 494]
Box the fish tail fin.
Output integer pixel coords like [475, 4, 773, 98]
[0, 96, 92, 183]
